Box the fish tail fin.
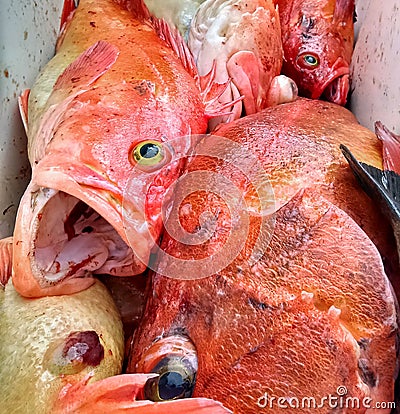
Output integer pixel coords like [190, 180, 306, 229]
[54, 373, 232, 413]
[375, 121, 400, 174]
[0, 237, 13, 287]
[340, 144, 400, 229]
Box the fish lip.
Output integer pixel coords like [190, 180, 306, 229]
[312, 61, 350, 105]
[24, 166, 152, 285]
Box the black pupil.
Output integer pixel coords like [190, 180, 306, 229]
[305, 55, 317, 65]
[140, 143, 159, 159]
[158, 372, 188, 400]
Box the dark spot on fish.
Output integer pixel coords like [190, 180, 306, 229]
[133, 80, 155, 96]
[358, 359, 377, 387]
[301, 32, 312, 40]
[63, 331, 104, 366]
[88, 10, 96, 14]
[248, 297, 270, 311]
[82, 226, 94, 233]
[2, 204, 14, 215]
[357, 338, 370, 350]
[71, 76, 81, 83]
[90, 21, 96, 27]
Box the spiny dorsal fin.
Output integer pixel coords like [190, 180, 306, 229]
[375, 121, 400, 175]
[18, 89, 30, 134]
[334, 0, 355, 22]
[60, 0, 79, 32]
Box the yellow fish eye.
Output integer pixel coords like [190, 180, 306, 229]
[132, 140, 164, 166]
[297, 53, 320, 69]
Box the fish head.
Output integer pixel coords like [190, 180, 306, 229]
[127, 130, 397, 412]
[13, 80, 206, 296]
[281, 4, 354, 106]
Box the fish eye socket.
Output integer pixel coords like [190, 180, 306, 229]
[131, 140, 164, 166]
[297, 53, 320, 69]
[144, 355, 197, 401]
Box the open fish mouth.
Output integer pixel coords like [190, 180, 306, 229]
[30, 188, 144, 285]
[321, 73, 350, 106]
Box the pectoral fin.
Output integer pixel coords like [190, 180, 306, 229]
[54, 373, 232, 413]
[0, 237, 13, 287]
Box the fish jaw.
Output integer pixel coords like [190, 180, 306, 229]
[316, 61, 350, 105]
[12, 166, 149, 297]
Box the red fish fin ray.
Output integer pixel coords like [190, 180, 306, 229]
[334, 0, 355, 22]
[227, 51, 260, 115]
[18, 89, 30, 134]
[55, 373, 231, 413]
[198, 62, 244, 119]
[54, 41, 119, 91]
[0, 237, 13, 287]
[375, 121, 400, 174]
[54, 373, 153, 413]
[150, 17, 197, 77]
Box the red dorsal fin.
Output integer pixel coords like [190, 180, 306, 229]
[18, 89, 30, 134]
[375, 121, 400, 175]
[54, 40, 119, 91]
[334, 0, 355, 22]
[0, 237, 13, 287]
[151, 17, 197, 77]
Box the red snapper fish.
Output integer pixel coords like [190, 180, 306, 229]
[128, 99, 398, 413]
[274, 0, 355, 105]
[8, 0, 229, 297]
[188, 0, 298, 128]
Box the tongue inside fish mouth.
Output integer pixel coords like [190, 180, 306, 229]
[321, 74, 350, 106]
[32, 190, 140, 284]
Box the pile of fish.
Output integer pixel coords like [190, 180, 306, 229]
[1, 0, 399, 413]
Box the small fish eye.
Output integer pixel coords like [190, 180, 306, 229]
[144, 355, 197, 401]
[130, 140, 164, 167]
[296, 53, 320, 69]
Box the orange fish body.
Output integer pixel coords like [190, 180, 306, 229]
[274, 0, 355, 105]
[128, 99, 398, 413]
[12, 0, 214, 297]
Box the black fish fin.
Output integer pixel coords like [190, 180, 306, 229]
[340, 144, 400, 224]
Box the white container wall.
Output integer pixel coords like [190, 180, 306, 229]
[351, 0, 400, 134]
[0, 0, 63, 238]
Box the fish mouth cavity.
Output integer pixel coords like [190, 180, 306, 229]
[319, 66, 350, 106]
[31, 188, 139, 285]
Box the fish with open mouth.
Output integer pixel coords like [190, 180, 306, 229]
[127, 99, 398, 413]
[274, 0, 355, 105]
[9, 0, 233, 297]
